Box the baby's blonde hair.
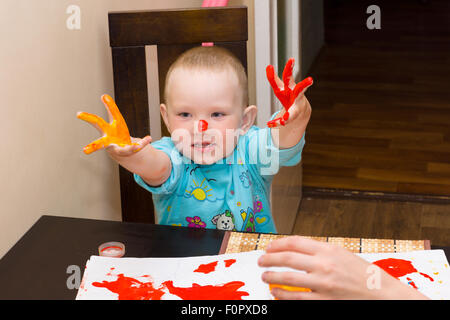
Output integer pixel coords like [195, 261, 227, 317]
[164, 46, 248, 107]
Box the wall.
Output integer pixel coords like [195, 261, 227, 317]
[0, 0, 255, 258]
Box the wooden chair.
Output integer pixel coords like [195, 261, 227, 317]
[107, 6, 248, 224]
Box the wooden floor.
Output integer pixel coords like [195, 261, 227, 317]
[303, 0, 450, 196]
[293, 196, 450, 247]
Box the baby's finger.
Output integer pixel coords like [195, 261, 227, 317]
[101, 94, 123, 124]
[282, 58, 295, 90]
[134, 135, 152, 145]
[77, 111, 108, 134]
[293, 77, 314, 98]
[83, 137, 108, 154]
[130, 136, 152, 152]
[266, 65, 280, 93]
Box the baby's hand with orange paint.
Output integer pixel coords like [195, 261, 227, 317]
[77, 94, 152, 157]
[78, 94, 171, 187]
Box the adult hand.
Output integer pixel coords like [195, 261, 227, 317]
[257, 236, 428, 300]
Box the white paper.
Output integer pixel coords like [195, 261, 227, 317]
[76, 249, 450, 300]
[76, 250, 272, 300]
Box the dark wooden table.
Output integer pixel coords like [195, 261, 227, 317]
[0, 215, 225, 300]
[0, 215, 448, 300]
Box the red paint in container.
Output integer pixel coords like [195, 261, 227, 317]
[98, 241, 125, 258]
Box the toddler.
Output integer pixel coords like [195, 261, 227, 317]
[79, 46, 313, 233]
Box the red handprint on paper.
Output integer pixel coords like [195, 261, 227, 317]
[266, 58, 313, 128]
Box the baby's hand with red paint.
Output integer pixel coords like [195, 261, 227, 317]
[258, 236, 429, 300]
[266, 59, 313, 128]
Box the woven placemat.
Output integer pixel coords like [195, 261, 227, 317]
[219, 232, 430, 254]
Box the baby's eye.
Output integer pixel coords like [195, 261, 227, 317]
[178, 112, 191, 118]
[211, 112, 225, 118]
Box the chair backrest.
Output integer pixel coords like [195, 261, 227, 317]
[108, 6, 248, 223]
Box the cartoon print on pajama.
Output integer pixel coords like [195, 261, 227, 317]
[211, 210, 236, 231]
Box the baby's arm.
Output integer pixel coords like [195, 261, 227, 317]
[107, 141, 171, 187]
[272, 96, 311, 149]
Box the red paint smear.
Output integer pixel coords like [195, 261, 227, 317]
[164, 280, 249, 300]
[406, 277, 418, 289]
[373, 258, 417, 278]
[92, 273, 249, 300]
[92, 258, 249, 300]
[373, 258, 434, 289]
[194, 261, 218, 274]
[224, 259, 236, 267]
[419, 272, 434, 282]
[92, 274, 165, 300]
[198, 120, 208, 132]
[101, 246, 123, 253]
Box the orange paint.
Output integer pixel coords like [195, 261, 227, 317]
[194, 261, 218, 274]
[269, 284, 311, 294]
[77, 94, 138, 154]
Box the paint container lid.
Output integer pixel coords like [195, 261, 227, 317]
[98, 241, 125, 258]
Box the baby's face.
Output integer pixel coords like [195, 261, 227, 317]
[161, 68, 245, 165]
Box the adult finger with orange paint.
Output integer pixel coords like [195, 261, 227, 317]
[77, 94, 172, 187]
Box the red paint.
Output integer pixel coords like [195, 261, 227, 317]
[92, 273, 249, 300]
[101, 246, 123, 253]
[373, 258, 417, 278]
[163, 280, 249, 300]
[92, 274, 165, 300]
[106, 267, 115, 276]
[419, 272, 434, 282]
[92, 258, 249, 300]
[194, 261, 218, 274]
[198, 120, 208, 132]
[266, 58, 313, 127]
[224, 259, 236, 268]
[373, 258, 434, 289]
[406, 277, 418, 289]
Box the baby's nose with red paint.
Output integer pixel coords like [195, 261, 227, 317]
[198, 120, 208, 132]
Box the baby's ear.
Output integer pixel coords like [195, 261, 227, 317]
[160, 103, 171, 133]
[240, 105, 257, 135]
